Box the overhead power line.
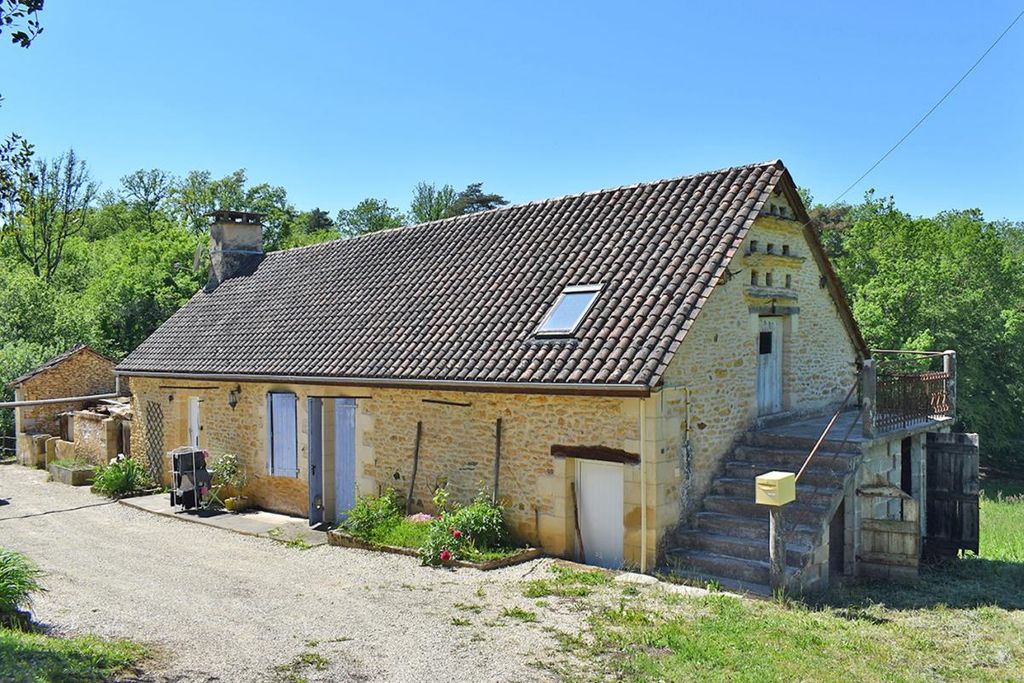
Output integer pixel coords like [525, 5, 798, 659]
[828, 8, 1024, 206]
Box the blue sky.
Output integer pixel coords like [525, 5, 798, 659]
[2, 1, 1022, 220]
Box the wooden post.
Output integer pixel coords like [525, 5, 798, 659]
[943, 350, 957, 421]
[405, 421, 422, 515]
[862, 358, 877, 439]
[769, 507, 786, 592]
[492, 418, 502, 503]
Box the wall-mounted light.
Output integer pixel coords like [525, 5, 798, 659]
[228, 385, 241, 410]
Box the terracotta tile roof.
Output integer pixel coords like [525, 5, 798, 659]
[8, 344, 116, 387]
[117, 160, 792, 391]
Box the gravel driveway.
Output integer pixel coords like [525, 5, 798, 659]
[0, 464, 596, 682]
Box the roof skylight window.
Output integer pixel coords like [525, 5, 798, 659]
[536, 284, 602, 336]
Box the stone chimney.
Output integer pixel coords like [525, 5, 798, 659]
[206, 210, 265, 291]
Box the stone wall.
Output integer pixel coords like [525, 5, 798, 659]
[127, 378, 641, 560]
[72, 411, 120, 466]
[655, 214, 862, 541]
[15, 349, 115, 436]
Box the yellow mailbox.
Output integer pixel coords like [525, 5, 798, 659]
[755, 471, 796, 506]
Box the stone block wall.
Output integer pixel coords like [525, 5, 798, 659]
[655, 215, 861, 543]
[72, 411, 120, 466]
[15, 349, 115, 436]
[128, 376, 645, 562]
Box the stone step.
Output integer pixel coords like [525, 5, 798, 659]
[732, 444, 859, 470]
[695, 511, 818, 544]
[703, 495, 831, 524]
[712, 477, 839, 507]
[669, 529, 811, 566]
[744, 431, 861, 454]
[664, 548, 797, 587]
[724, 461, 850, 488]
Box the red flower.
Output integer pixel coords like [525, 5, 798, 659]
[452, 529, 462, 539]
[440, 549, 452, 563]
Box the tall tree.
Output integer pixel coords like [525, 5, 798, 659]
[337, 198, 405, 238]
[305, 207, 334, 233]
[409, 182, 460, 223]
[121, 168, 174, 231]
[9, 149, 97, 280]
[454, 182, 508, 213]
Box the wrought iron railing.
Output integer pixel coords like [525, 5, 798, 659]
[865, 349, 956, 437]
[0, 434, 15, 459]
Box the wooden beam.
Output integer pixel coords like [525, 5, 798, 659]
[551, 444, 640, 465]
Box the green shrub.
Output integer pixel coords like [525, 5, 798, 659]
[92, 454, 153, 497]
[0, 548, 43, 617]
[342, 489, 402, 540]
[449, 494, 509, 550]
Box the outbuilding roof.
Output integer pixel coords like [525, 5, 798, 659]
[117, 160, 861, 393]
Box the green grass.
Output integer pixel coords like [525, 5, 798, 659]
[501, 606, 538, 623]
[369, 519, 431, 548]
[524, 565, 612, 598]
[0, 628, 147, 683]
[548, 491, 1024, 682]
[47, 459, 92, 470]
[0, 548, 43, 615]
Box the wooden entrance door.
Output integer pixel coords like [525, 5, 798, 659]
[333, 398, 357, 521]
[757, 317, 783, 415]
[924, 432, 979, 557]
[575, 459, 624, 568]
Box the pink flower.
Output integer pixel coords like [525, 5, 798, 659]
[452, 529, 462, 539]
[440, 549, 452, 563]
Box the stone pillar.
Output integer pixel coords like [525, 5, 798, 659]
[862, 358, 877, 439]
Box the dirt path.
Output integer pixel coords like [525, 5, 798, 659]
[0, 465, 584, 682]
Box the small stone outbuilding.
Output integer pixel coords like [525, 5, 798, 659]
[8, 345, 121, 466]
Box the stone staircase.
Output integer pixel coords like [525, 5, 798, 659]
[661, 429, 861, 595]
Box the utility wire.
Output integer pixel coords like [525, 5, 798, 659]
[827, 8, 1024, 207]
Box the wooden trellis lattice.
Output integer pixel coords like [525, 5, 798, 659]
[143, 401, 165, 483]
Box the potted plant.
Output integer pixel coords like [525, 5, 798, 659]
[210, 453, 249, 512]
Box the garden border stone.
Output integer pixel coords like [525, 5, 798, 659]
[48, 463, 96, 486]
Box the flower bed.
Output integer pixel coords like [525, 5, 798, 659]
[329, 488, 539, 570]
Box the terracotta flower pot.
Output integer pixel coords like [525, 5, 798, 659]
[225, 496, 250, 512]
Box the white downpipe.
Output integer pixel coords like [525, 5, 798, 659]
[639, 396, 648, 573]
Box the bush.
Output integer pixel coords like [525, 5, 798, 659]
[342, 489, 402, 540]
[209, 453, 247, 491]
[449, 494, 509, 550]
[0, 548, 43, 617]
[92, 454, 153, 497]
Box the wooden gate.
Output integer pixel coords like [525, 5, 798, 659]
[924, 432, 979, 558]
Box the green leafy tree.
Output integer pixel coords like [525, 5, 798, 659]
[454, 182, 508, 214]
[337, 198, 405, 238]
[9, 149, 97, 280]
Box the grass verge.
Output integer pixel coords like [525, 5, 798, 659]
[546, 487, 1024, 682]
[0, 628, 147, 683]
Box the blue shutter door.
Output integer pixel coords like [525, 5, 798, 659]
[334, 398, 357, 519]
[270, 393, 298, 476]
[308, 398, 324, 525]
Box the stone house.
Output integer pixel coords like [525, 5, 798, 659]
[8, 345, 125, 467]
[116, 161, 969, 592]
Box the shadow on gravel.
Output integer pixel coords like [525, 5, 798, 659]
[0, 500, 116, 522]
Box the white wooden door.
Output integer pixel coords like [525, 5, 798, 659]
[576, 460, 624, 568]
[757, 317, 783, 415]
[187, 397, 201, 448]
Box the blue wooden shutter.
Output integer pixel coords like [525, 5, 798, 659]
[268, 393, 298, 476]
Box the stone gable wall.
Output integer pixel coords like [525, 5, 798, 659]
[16, 350, 116, 436]
[655, 215, 861, 543]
